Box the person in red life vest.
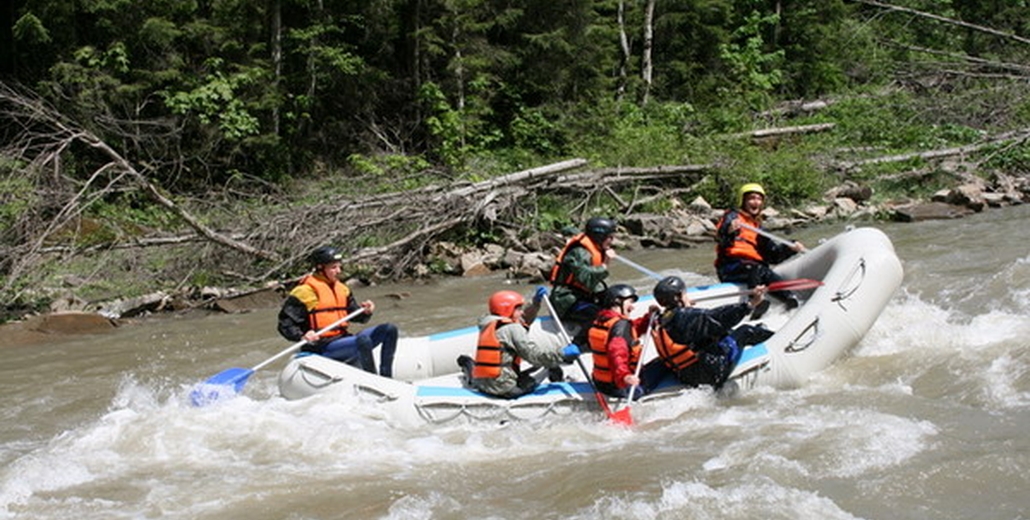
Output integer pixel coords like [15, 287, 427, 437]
[639, 276, 774, 391]
[587, 284, 657, 399]
[715, 183, 806, 312]
[548, 216, 617, 345]
[277, 246, 398, 377]
[462, 290, 580, 399]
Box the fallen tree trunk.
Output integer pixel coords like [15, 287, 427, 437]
[834, 129, 1030, 171]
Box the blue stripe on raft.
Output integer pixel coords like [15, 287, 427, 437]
[688, 282, 743, 293]
[426, 325, 479, 341]
[416, 381, 594, 399]
[739, 344, 769, 364]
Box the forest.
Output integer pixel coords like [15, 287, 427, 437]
[1, 0, 1029, 317]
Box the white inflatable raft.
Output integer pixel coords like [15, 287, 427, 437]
[277, 227, 903, 426]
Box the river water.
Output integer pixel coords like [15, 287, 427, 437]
[2, 204, 1029, 520]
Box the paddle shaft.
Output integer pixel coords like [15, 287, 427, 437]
[540, 294, 617, 416]
[612, 255, 663, 281]
[252, 307, 367, 371]
[739, 223, 804, 252]
[689, 278, 823, 303]
[615, 312, 655, 413]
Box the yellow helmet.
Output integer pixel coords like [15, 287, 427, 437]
[738, 183, 766, 206]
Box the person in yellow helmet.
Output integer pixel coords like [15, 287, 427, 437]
[714, 183, 806, 314]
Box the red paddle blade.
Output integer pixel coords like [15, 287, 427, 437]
[768, 278, 823, 292]
[609, 407, 633, 426]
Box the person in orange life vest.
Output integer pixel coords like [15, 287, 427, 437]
[464, 290, 580, 399]
[277, 246, 398, 378]
[548, 216, 617, 345]
[715, 183, 806, 311]
[587, 284, 658, 400]
[639, 276, 774, 391]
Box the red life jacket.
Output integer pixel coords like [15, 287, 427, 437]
[653, 324, 699, 373]
[587, 314, 641, 384]
[301, 274, 352, 338]
[472, 318, 519, 379]
[715, 210, 764, 264]
[548, 233, 604, 294]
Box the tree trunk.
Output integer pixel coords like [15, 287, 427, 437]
[641, 0, 655, 105]
[270, 0, 282, 136]
[616, 0, 630, 101]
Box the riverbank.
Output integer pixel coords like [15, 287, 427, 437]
[3, 171, 1025, 345]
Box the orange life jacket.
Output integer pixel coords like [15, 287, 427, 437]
[653, 324, 699, 373]
[301, 274, 353, 338]
[548, 233, 604, 294]
[715, 210, 764, 264]
[472, 318, 520, 379]
[587, 315, 641, 384]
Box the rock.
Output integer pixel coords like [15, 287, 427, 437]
[982, 192, 1007, 208]
[621, 213, 673, 237]
[947, 183, 986, 211]
[891, 202, 974, 222]
[825, 182, 873, 203]
[802, 205, 830, 219]
[688, 196, 712, 213]
[211, 287, 284, 313]
[49, 292, 89, 313]
[509, 251, 551, 280]
[26, 311, 118, 335]
[462, 262, 492, 277]
[685, 218, 712, 236]
[831, 197, 859, 217]
[96, 291, 170, 319]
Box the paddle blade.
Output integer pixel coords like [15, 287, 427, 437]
[189, 367, 254, 407]
[609, 406, 633, 426]
[768, 278, 823, 292]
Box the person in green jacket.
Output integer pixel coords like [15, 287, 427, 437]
[547, 217, 617, 345]
[461, 290, 580, 398]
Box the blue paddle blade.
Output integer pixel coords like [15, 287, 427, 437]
[189, 367, 254, 407]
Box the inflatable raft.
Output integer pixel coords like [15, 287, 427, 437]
[277, 227, 903, 426]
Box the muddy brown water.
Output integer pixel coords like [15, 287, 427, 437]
[2, 206, 1029, 519]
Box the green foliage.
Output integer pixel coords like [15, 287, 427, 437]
[347, 153, 433, 191]
[718, 9, 785, 110]
[12, 13, 52, 44]
[419, 81, 501, 169]
[162, 58, 263, 141]
[0, 175, 36, 238]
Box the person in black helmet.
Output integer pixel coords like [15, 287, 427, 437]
[640, 275, 773, 391]
[586, 284, 657, 399]
[277, 246, 398, 378]
[547, 217, 617, 344]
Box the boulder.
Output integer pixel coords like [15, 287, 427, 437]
[28, 311, 118, 335]
[891, 202, 974, 222]
[212, 286, 284, 313]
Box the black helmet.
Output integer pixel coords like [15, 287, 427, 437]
[585, 217, 616, 241]
[654, 276, 686, 307]
[603, 284, 638, 308]
[308, 246, 342, 267]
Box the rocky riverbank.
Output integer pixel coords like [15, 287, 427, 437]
[5, 175, 1025, 346]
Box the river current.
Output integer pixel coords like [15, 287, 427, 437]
[2, 204, 1028, 519]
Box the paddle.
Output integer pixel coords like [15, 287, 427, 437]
[539, 292, 622, 423]
[689, 278, 824, 303]
[189, 307, 367, 407]
[610, 311, 657, 425]
[739, 223, 806, 253]
[611, 254, 663, 281]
